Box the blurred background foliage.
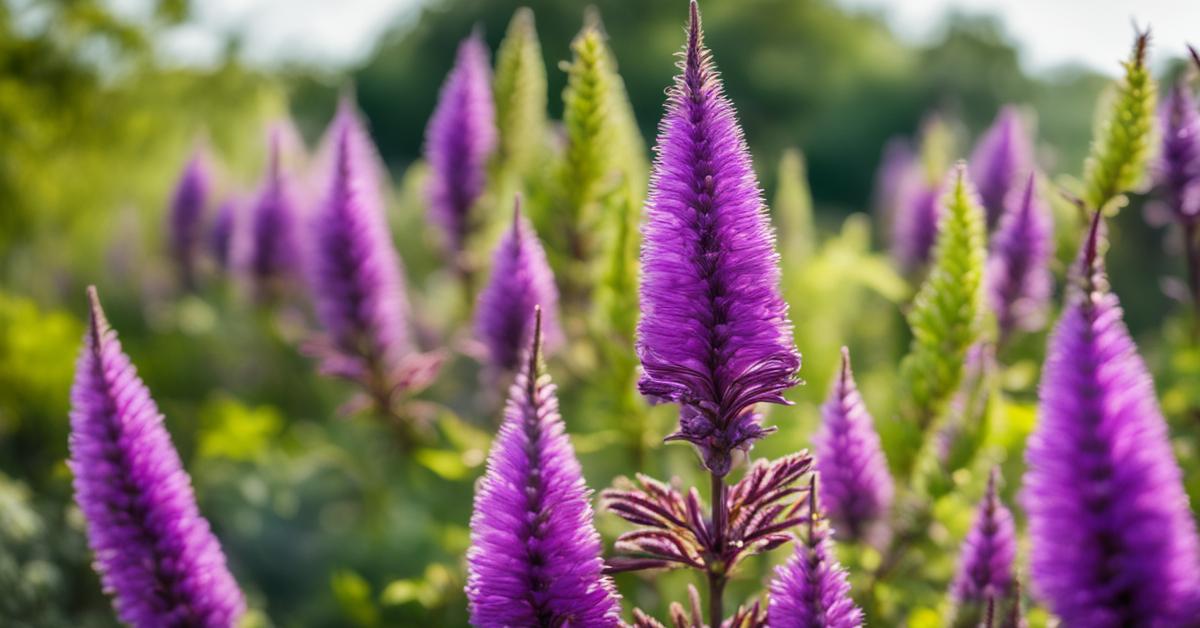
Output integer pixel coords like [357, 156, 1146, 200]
[2, 0, 1199, 626]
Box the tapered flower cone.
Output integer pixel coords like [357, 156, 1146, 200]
[70, 287, 244, 627]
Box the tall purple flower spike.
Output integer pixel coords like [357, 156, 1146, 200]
[309, 101, 437, 408]
[1023, 211, 1200, 626]
[209, 196, 238, 271]
[986, 173, 1053, 344]
[890, 173, 942, 273]
[951, 468, 1017, 626]
[69, 287, 244, 627]
[168, 147, 212, 288]
[768, 476, 864, 628]
[1155, 80, 1200, 226]
[814, 347, 893, 544]
[969, 107, 1034, 229]
[872, 137, 917, 225]
[425, 31, 497, 259]
[475, 198, 562, 374]
[467, 308, 622, 627]
[637, 0, 800, 476]
[248, 127, 302, 288]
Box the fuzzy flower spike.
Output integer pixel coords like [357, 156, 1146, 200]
[768, 475, 864, 628]
[949, 468, 1017, 628]
[247, 126, 303, 290]
[425, 30, 498, 264]
[814, 347, 893, 544]
[466, 308, 622, 627]
[986, 172, 1053, 344]
[69, 287, 244, 627]
[1023, 210, 1200, 625]
[969, 106, 1033, 229]
[475, 197, 562, 375]
[309, 101, 439, 418]
[168, 145, 212, 288]
[637, 0, 800, 476]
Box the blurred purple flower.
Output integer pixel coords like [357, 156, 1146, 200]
[813, 347, 893, 544]
[986, 173, 1053, 343]
[168, 147, 212, 288]
[1155, 80, 1200, 225]
[969, 107, 1034, 229]
[872, 137, 917, 226]
[475, 198, 561, 374]
[890, 175, 942, 273]
[951, 468, 1017, 626]
[70, 287, 244, 627]
[467, 309, 622, 627]
[247, 127, 303, 289]
[309, 101, 436, 410]
[425, 31, 497, 259]
[768, 476, 864, 628]
[209, 196, 238, 271]
[637, 0, 799, 476]
[1023, 211, 1200, 625]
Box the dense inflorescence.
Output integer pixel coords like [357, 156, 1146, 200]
[1023, 212, 1200, 625]
[636, 0, 799, 476]
[70, 287, 244, 627]
[986, 173, 1054, 343]
[466, 310, 622, 627]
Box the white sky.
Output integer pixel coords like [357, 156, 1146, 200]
[143, 0, 1198, 74]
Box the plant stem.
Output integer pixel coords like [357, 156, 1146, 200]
[709, 471, 727, 626]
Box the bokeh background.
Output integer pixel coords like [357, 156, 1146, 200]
[3, 0, 1200, 626]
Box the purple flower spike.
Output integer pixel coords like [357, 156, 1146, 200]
[210, 196, 238, 271]
[467, 309, 622, 627]
[425, 31, 497, 258]
[1023, 211, 1200, 626]
[970, 107, 1034, 229]
[637, 0, 800, 476]
[310, 101, 431, 404]
[872, 138, 917, 225]
[70, 287, 244, 627]
[950, 468, 1017, 627]
[768, 476, 864, 628]
[814, 347, 893, 544]
[247, 127, 303, 287]
[475, 197, 562, 374]
[986, 173, 1053, 343]
[1155, 80, 1200, 225]
[168, 147, 212, 288]
[890, 176, 942, 273]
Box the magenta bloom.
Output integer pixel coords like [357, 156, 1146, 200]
[969, 107, 1033, 229]
[247, 129, 303, 286]
[768, 477, 864, 628]
[951, 468, 1017, 624]
[467, 310, 622, 626]
[309, 102, 417, 395]
[475, 199, 561, 374]
[425, 31, 497, 256]
[986, 173, 1053, 343]
[69, 287, 244, 627]
[1155, 80, 1200, 225]
[1023, 212, 1200, 626]
[813, 347, 893, 543]
[637, 0, 800, 476]
[168, 147, 212, 287]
